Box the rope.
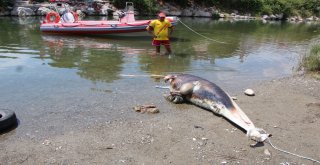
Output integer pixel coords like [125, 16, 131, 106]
[257, 129, 320, 163]
[177, 18, 227, 44]
[266, 138, 320, 164]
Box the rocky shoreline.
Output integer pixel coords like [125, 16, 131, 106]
[1, 0, 319, 23]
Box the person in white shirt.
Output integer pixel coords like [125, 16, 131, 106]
[61, 9, 75, 23]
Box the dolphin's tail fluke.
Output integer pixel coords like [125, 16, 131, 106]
[247, 127, 270, 142]
[220, 95, 270, 142]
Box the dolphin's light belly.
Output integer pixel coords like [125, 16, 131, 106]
[188, 97, 224, 115]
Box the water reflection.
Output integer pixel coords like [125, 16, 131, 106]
[174, 18, 319, 61]
[42, 35, 128, 83]
[0, 17, 320, 87]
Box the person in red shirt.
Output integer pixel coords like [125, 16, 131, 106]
[146, 12, 174, 55]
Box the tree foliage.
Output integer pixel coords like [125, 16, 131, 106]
[0, 0, 11, 8]
[2, 0, 320, 17]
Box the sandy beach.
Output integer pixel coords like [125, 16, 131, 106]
[1, 74, 319, 165]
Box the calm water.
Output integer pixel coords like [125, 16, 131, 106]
[0, 16, 319, 135]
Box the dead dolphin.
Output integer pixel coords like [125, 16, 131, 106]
[163, 73, 269, 142]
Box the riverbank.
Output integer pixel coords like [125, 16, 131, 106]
[1, 1, 320, 23]
[1, 74, 319, 164]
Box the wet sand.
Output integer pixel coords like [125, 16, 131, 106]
[1, 74, 320, 164]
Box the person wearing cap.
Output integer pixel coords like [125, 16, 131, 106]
[146, 12, 174, 55]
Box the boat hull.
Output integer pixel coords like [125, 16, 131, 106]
[40, 18, 178, 35]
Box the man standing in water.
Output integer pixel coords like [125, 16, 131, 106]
[147, 12, 174, 55]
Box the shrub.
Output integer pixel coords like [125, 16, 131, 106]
[261, 4, 273, 15]
[303, 44, 320, 72]
[0, 0, 10, 8]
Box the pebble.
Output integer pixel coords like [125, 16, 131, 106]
[244, 89, 255, 96]
[133, 105, 159, 114]
[42, 140, 51, 146]
[264, 148, 271, 156]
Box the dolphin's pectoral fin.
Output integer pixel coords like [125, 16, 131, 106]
[163, 93, 185, 104]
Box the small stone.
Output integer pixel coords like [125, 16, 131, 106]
[146, 107, 159, 114]
[42, 140, 51, 146]
[55, 146, 62, 150]
[133, 106, 142, 112]
[244, 89, 255, 96]
[194, 125, 204, 129]
[264, 149, 271, 156]
[134, 105, 159, 114]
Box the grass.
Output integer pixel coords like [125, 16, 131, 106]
[302, 44, 320, 79]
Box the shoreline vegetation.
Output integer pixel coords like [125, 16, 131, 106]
[302, 44, 320, 79]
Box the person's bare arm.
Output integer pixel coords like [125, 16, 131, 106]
[147, 26, 156, 38]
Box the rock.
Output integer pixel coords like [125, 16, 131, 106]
[275, 13, 283, 20]
[166, 3, 179, 11]
[289, 17, 297, 22]
[181, 8, 193, 17]
[262, 15, 269, 20]
[42, 140, 51, 146]
[263, 149, 271, 157]
[194, 10, 212, 17]
[306, 17, 313, 21]
[133, 104, 159, 114]
[168, 10, 181, 16]
[11, 7, 35, 16]
[244, 89, 255, 96]
[147, 107, 159, 113]
[269, 14, 276, 20]
[194, 125, 204, 129]
[37, 7, 53, 15]
[219, 13, 225, 18]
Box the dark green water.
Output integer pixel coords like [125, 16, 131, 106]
[0, 16, 319, 132]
